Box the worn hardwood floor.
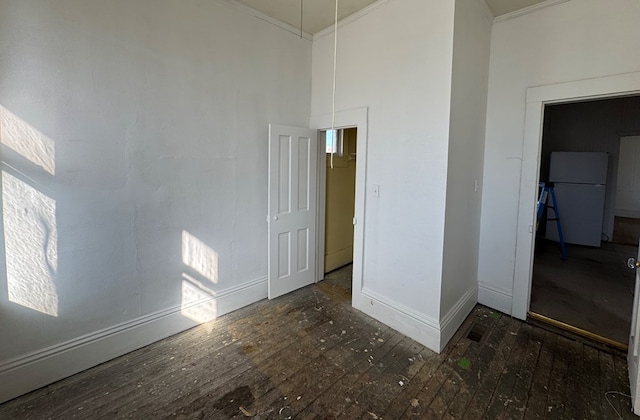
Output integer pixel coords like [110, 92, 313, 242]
[0, 265, 636, 419]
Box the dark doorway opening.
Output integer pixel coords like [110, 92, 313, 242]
[531, 95, 640, 348]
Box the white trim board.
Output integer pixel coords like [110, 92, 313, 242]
[512, 71, 640, 320]
[358, 284, 476, 353]
[221, 0, 313, 40]
[493, 0, 570, 23]
[0, 277, 267, 404]
[313, 0, 389, 41]
[478, 282, 513, 316]
[616, 210, 640, 219]
[439, 285, 478, 351]
[476, 0, 495, 23]
[359, 288, 441, 352]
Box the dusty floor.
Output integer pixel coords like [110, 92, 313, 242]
[531, 239, 636, 345]
[0, 265, 636, 419]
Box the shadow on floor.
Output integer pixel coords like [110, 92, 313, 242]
[531, 239, 636, 345]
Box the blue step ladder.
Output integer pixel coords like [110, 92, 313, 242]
[537, 182, 567, 260]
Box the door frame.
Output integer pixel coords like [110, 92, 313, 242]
[310, 107, 368, 307]
[512, 71, 640, 320]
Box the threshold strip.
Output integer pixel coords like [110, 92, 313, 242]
[528, 311, 628, 352]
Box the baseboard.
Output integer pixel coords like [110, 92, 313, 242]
[324, 246, 353, 273]
[615, 210, 640, 219]
[356, 288, 441, 353]
[356, 286, 480, 353]
[0, 276, 267, 404]
[439, 285, 478, 352]
[478, 282, 513, 315]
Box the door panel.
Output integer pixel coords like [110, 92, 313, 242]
[268, 125, 317, 299]
[616, 136, 640, 218]
[628, 240, 640, 414]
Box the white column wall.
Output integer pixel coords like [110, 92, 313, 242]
[440, 0, 492, 344]
[312, 0, 455, 350]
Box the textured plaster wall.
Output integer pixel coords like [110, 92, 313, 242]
[0, 0, 311, 362]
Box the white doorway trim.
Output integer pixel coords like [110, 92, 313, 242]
[512, 71, 640, 320]
[310, 107, 368, 308]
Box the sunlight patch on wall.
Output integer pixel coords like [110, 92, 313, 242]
[181, 230, 218, 284]
[181, 273, 217, 324]
[3, 171, 58, 316]
[0, 106, 55, 175]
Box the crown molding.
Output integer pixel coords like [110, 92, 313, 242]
[220, 0, 313, 41]
[313, 0, 390, 41]
[493, 0, 571, 23]
[476, 0, 495, 23]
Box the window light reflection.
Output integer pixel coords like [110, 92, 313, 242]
[181, 230, 218, 284]
[0, 105, 55, 175]
[3, 171, 58, 316]
[181, 273, 217, 324]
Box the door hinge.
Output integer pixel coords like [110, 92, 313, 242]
[353, 217, 357, 225]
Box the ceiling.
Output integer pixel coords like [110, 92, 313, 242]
[235, 0, 550, 35]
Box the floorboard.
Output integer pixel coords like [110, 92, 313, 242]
[531, 239, 635, 345]
[0, 265, 636, 419]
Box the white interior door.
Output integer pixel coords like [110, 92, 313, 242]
[268, 124, 318, 299]
[616, 136, 640, 218]
[628, 240, 640, 414]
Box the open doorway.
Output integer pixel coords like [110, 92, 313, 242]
[318, 128, 357, 301]
[311, 106, 367, 310]
[530, 95, 640, 348]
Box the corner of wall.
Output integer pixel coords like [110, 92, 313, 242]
[356, 288, 441, 352]
[438, 284, 477, 351]
[477, 281, 512, 315]
[354, 283, 477, 353]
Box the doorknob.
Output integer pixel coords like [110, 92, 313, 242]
[627, 257, 640, 269]
[273, 216, 278, 221]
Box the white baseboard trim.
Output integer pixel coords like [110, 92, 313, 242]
[439, 285, 478, 352]
[356, 288, 441, 353]
[478, 282, 513, 316]
[615, 209, 640, 219]
[0, 276, 267, 404]
[324, 246, 353, 273]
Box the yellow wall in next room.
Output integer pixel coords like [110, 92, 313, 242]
[325, 128, 357, 272]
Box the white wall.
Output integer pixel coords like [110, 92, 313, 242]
[0, 0, 311, 402]
[478, 0, 640, 314]
[312, 0, 456, 351]
[440, 0, 491, 340]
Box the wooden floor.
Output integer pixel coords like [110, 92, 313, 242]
[531, 239, 635, 346]
[1, 266, 637, 419]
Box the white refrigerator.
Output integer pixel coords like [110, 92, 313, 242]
[546, 151, 608, 247]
